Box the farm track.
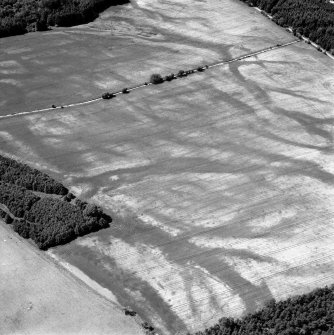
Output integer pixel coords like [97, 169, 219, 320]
[0, 40, 299, 121]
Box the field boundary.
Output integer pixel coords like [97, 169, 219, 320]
[252, 5, 334, 60]
[0, 40, 299, 121]
[0, 220, 148, 334]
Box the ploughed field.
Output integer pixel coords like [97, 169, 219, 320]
[1, 0, 334, 334]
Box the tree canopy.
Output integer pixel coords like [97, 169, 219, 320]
[242, 0, 334, 52]
[0, 154, 112, 249]
[193, 286, 334, 335]
[0, 0, 128, 37]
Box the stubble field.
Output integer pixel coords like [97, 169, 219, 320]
[0, 223, 144, 335]
[0, 0, 334, 334]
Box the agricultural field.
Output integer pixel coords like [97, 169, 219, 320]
[0, 223, 144, 335]
[0, 0, 334, 334]
[0, 0, 294, 117]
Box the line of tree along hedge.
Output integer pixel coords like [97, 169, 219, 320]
[240, 0, 334, 53]
[193, 285, 334, 335]
[0, 0, 129, 38]
[0, 155, 68, 195]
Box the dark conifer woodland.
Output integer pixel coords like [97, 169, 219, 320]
[0, 154, 111, 249]
[241, 0, 334, 52]
[193, 286, 334, 335]
[0, 0, 128, 37]
[0, 155, 68, 195]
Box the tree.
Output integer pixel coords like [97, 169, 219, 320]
[4, 213, 13, 224]
[150, 73, 164, 84]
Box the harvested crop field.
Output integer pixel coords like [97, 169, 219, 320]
[1, 0, 334, 334]
[0, 223, 144, 335]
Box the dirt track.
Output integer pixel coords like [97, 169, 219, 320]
[0, 40, 299, 120]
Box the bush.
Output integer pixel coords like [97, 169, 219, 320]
[65, 192, 75, 201]
[4, 213, 13, 224]
[102, 92, 112, 99]
[165, 74, 175, 81]
[150, 73, 164, 84]
[177, 70, 186, 77]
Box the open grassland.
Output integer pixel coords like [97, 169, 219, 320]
[0, 0, 334, 334]
[0, 223, 144, 335]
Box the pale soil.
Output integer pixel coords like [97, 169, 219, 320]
[0, 0, 334, 334]
[47, 251, 120, 304]
[0, 223, 144, 335]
